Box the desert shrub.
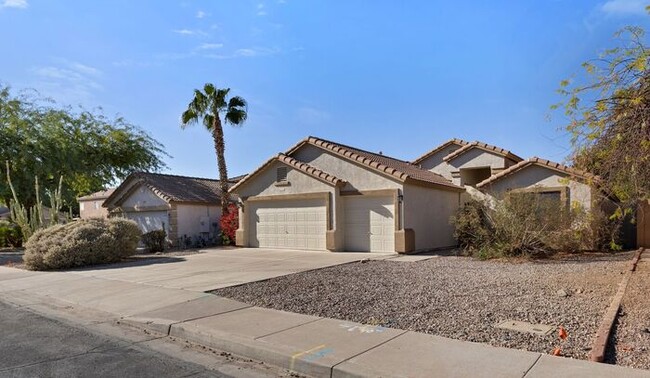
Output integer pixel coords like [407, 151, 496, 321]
[142, 230, 166, 252]
[452, 194, 610, 259]
[219, 203, 238, 245]
[0, 220, 22, 248]
[23, 218, 141, 270]
[452, 200, 492, 253]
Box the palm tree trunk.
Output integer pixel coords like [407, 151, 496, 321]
[211, 115, 230, 216]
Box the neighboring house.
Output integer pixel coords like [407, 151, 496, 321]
[103, 172, 242, 246]
[0, 206, 9, 221]
[475, 157, 597, 211]
[229, 136, 464, 254]
[78, 189, 115, 219]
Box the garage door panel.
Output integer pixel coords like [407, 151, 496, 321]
[250, 199, 327, 251]
[344, 196, 395, 253]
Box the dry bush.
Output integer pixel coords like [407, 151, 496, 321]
[141, 230, 166, 252]
[24, 218, 141, 270]
[452, 194, 614, 259]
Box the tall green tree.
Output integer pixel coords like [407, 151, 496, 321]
[181, 83, 248, 215]
[553, 25, 650, 207]
[0, 84, 167, 211]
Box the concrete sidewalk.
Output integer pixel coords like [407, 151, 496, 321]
[1, 255, 649, 377]
[119, 295, 650, 378]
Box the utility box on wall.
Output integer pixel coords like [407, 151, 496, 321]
[199, 216, 210, 233]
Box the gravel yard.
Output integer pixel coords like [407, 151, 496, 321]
[607, 254, 650, 369]
[213, 252, 634, 360]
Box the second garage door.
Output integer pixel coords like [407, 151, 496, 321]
[344, 196, 395, 252]
[126, 210, 169, 234]
[250, 199, 327, 251]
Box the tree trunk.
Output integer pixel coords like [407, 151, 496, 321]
[212, 115, 230, 216]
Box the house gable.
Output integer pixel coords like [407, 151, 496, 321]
[119, 184, 169, 210]
[232, 159, 338, 198]
[416, 142, 466, 180]
[445, 147, 513, 171]
[412, 139, 468, 165]
[478, 164, 593, 210]
[290, 143, 404, 192]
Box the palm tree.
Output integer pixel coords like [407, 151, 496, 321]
[181, 83, 247, 215]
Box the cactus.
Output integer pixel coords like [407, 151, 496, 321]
[5, 161, 67, 241]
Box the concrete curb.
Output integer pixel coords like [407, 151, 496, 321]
[118, 296, 650, 378]
[589, 248, 645, 362]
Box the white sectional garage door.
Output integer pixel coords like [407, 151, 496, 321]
[344, 196, 395, 252]
[250, 199, 327, 251]
[126, 211, 169, 234]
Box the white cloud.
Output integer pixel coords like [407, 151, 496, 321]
[256, 2, 267, 16]
[204, 46, 280, 59]
[30, 60, 103, 104]
[173, 29, 195, 35]
[601, 0, 647, 15]
[196, 10, 206, 18]
[197, 43, 223, 50]
[1, 0, 28, 8]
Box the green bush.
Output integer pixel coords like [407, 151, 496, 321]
[0, 220, 22, 248]
[451, 195, 609, 259]
[142, 230, 166, 252]
[23, 218, 141, 270]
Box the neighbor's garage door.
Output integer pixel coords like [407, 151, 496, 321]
[250, 199, 327, 251]
[344, 196, 395, 252]
[126, 211, 169, 234]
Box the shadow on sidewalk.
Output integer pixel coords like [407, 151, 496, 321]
[66, 256, 187, 272]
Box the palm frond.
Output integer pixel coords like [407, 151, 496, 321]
[203, 83, 216, 96]
[180, 109, 198, 128]
[215, 88, 230, 109]
[202, 114, 215, 131]
[225, 108, 247, 126]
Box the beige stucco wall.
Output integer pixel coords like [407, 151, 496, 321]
[291, 144, 402, 191]
[176, 204, 221, 239]
[403, 184, 460, 251]
[121, 186, 168, 209]
[79, 199, 109, 218]
[235, 160, 335, 198]
[446, 149, 517, 186]
[481, 165, 593, 211]
[448, 148, 507, 170]
[416, 144, 463, 181]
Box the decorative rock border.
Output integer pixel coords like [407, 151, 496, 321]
[589, 248, 645, 362]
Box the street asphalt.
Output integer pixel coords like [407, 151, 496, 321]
[0, 300, 281, 378]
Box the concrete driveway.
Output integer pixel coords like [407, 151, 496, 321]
[66, 248, 394, 292]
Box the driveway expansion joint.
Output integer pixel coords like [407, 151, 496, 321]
[521, 354, 543, 377]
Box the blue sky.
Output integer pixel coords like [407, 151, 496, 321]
[1, 0, 649, 179]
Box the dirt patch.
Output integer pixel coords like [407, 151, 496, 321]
[213, 251, 634, 360]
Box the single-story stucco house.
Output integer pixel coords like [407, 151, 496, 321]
[229, 136, 465, 254]
[103, 172, 243, 246]
[78, 189, 115, 219]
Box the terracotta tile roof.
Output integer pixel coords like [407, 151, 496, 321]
[442, 141, 523, 163]
[287, 136, 463, 191]
[229, 153, 346, 193]
[476, 157, 598, 189]
[78, 189, 116, 201]
[105, 172, 238, 207]
[412, 138, 469, 164]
